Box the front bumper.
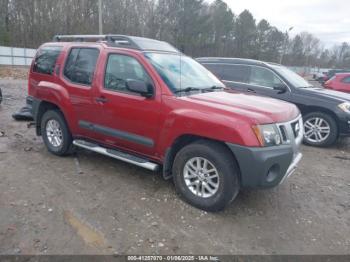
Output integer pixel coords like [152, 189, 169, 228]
[336, 110, 350, 135]
[227, 115, 303, 188]
[227, 143, 302, 188]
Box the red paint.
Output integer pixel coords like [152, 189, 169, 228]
[324, 73, 350, 93]
[29, 42, 299, 163]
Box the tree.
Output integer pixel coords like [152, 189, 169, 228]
[0, 0, 348, 68]
[234, 10, 257, 58]
[208, 0, 235, 56]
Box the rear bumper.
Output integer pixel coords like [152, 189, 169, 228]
[226, 143, 302, 188]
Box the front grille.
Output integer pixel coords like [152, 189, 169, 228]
[291, 120, 301, 138]
[277, 116, 303, 144]
[278, 125, 288, 142]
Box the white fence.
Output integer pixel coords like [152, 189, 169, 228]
[0, 46, 36, 66]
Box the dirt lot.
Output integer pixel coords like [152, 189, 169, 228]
[0, 78, 349, 255]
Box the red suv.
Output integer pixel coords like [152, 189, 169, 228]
[324, 73, 350, 93]
[29, 35, 303, 211]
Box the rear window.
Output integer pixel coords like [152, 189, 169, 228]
[33, 46, 62, 75]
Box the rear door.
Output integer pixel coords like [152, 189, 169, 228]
[202, 63, 252, 93]
[58, 46, 102, 139]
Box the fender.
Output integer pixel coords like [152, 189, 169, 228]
[156, 108, 260, 160]
[33, 81, 78, 134]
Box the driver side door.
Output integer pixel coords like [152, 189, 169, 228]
[246, 66, 290, 100]
[92, 52, 162, 157]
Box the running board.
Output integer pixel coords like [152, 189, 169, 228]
[73, 139, 159, 171]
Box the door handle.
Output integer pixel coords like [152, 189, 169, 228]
[95, 96, 108, 103]
[247, 88, 256, 93]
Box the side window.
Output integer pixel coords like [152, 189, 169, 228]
[202, 64, 225, 79]
[33, 46, 62, 75]
[341, 76, 350, 83]
[249, 66, 283, 88]
[104, 54, 152, 94]
[64, 48, 99, 85]
[222, 64, 250, 83]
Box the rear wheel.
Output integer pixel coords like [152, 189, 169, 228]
[41, 110, 73, 156]
[172, 140, 240, 212]
[303, 112, 338, 147]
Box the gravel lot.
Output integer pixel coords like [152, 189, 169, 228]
[0, 79, 349, 255]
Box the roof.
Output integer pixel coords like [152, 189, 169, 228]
[52, 34, 179, 53]
[196, 57, 281, 67]
[335, 72, 350, 76]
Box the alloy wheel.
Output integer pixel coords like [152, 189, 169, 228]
[304, 117, 331, 143]
[46, 119, 63, 147]
[183, 157, 220, 198]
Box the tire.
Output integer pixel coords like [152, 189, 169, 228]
[172, 140, 240, 212]
[303, 112, 338, 147]
[41, 110, 73, 156]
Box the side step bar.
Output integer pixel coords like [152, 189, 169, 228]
[73, 139, 159, 171]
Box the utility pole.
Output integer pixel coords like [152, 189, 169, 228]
[98, 0, 103, 34]
[280, 26, 294, 64]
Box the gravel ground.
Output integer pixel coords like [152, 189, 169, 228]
[0, 79, 349, 255]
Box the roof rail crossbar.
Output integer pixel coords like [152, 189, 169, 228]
[52, 34, 141, 49]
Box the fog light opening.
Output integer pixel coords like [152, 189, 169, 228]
[266, 164, 280, 183]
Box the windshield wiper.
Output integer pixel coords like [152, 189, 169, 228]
[174, 87, 201, 93]
[202, 85, 224, 92]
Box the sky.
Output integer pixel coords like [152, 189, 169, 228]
[221, 0, 350, 47]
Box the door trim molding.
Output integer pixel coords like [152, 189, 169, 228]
[79, 120, 154, 147]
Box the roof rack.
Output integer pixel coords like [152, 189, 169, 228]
[52, 34, 179, 53]
[52, 34, 141, 49]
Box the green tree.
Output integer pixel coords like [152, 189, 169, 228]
[234, 10, 257, 58]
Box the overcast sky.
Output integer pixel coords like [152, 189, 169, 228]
[221, 0, 350, 47]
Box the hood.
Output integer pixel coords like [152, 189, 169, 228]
[297, 87, 350, 103]
[181, 90, 299, 124]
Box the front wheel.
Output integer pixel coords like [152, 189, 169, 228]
[303, 112, 338, 147]
[41, 110, 73, 156]
[172, 140, 240, 212]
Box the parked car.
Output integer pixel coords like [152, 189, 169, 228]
[313, 71, 327, 82]
[322, 69, 350, 83]
[29, 35, 303, 211]
[197, 57, 350, 147]
[323, 73, 350, 93]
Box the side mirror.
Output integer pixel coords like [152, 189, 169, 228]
[126, 79, 153, 98]
[273, 83, 287, 94]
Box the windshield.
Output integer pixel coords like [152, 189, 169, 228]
[271, 65, 313, 88]
[144, 52, 224, 93]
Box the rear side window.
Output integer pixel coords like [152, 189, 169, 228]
[341, 76, 350, 83]
[33, 46, 62, 75]
[222, 64, 250, 83]
[203, 64, 225, 79]
[64, 48, 99, 85]
[204, 63, 250, 83]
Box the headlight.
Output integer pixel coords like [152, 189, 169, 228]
[252, 124, 282, 146]
[338, 102, 350, 113]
